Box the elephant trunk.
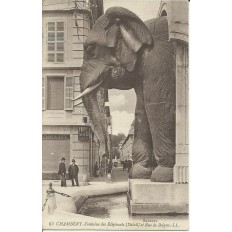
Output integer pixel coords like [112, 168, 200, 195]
[82, 93, 108, 156]
[80, 64, 109, 157]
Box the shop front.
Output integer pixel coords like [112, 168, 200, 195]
[42, 125, 100, 180]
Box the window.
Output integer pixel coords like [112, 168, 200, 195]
[47, 21, 65, 62]
[43, 76, 73, 111]
[47, 77, 64, 110]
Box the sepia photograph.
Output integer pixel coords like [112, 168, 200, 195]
[42, 0, 189, 230]
[3, 1, 232, 232]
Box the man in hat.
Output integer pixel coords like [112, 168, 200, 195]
[100, 154, 108, 176]
[94, 161, 99, 177]
[58, 157, 66, 187]
[68, 159, 79, 186]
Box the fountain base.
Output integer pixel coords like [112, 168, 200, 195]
[128, 179, 188, 215]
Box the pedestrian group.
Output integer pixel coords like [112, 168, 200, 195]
[93, 154, 113, 178]
[58, 157, 79, 187]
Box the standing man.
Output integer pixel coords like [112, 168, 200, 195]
[108, 161, 113, 174]
[68, 159, 79, 186]
[58, 157, 66, 187]
[128, 159, 133, 173]
[101, 154, 108, 176]
[94, 161, 99, 177]
[122, 160, 125, 171]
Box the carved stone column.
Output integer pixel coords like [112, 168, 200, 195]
[174, 43, 189, 184]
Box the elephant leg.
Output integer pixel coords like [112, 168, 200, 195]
[130, 138, 153, 179]
[143, 42, 176, 182]
[146, 102, 175, 182]
[130, 82, 154, 179]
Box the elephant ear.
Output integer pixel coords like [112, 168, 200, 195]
[105, 23, 138, 72]
[105, 23, 120, 48]
[105, 7, 153, 52]
[116, 38, 137, 72]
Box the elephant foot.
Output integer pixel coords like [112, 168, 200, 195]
[130, 163, 152, 179]
[151, 165, 173, 182]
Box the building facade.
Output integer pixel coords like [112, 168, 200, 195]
[42, 0, 111, 180]
[120, 121, 134, 161]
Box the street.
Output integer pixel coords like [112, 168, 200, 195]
[111, 165, 129, 182]
[90, 164, 129, 182]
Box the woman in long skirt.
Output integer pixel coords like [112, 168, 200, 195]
[46, 183, 57, 214]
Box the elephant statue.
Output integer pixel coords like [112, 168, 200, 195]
[74, 7, 176, 182]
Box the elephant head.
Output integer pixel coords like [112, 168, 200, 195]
[75, 7, 154, 156]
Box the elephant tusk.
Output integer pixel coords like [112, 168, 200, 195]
[72, 80, 103, 101]
[73, 99, 83, 106]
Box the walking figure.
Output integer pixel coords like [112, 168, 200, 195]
[128, 160, 133, 173]
[94, 161, 99, 177]
[108, 161, 113, 174]
[45, 182, 57, 214]
[100, 154, 108, 176]
[122, 160, 125, 170]
[68, 159, 79, 186]
[58, 157, 67, 187]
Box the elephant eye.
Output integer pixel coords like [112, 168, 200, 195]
[86, 45, 96, 58]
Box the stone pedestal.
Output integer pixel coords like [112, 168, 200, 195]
[128, 179, 188, 215]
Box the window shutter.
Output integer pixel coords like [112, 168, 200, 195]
[42, 77, 46, 110]
[65, 76, 73, 110]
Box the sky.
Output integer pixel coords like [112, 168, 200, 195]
[103, 0, 161, 135]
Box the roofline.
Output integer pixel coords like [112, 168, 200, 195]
[121, 133, 133, 147]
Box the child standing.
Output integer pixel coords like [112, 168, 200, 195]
[45, 182, 57, 214]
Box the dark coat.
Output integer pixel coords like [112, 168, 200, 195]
[101, 157, 108, 168]
[58, 162, 66, 175]
[108, 162, 112, 172]
[94, 163, 99, 172]
[68, 164, 79, 178]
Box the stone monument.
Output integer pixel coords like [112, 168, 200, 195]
[128, 0, 189, 215]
